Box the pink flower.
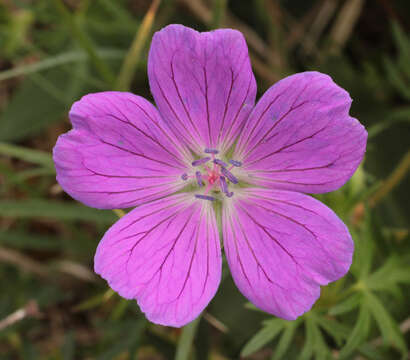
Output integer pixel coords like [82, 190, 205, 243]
[53, 25, 367, 327]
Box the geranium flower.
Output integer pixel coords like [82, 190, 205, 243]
[53, 24, 367, 327]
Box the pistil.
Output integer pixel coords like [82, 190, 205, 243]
[182, 149, 241, 200]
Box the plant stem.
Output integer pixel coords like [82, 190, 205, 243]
[369, 150, 410, 207]
[52, 0, 115, 85]
[175, 317, 201, 360]
[212, 0, 227, 29]
[115, 0, 161, 91]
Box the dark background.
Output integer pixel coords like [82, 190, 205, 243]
[0, 0, 409, 359]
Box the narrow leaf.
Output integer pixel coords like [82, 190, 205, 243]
[0, 142, 54, 169]
[271, 319, 301, 360]
[0, 199, 116, 223]
[329, 292, 362, 316]
[241, 319, 284, 357]
[339, 304, 371, 359]
[365, 292, 407, 355]
[175, 317, 201, 360]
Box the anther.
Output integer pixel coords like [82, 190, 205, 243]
[213, 159, 228, 167]
[229, 159, 242, 167]
[195, 194, 215, 201]
[181, 173, 188, 181]
[204, 148, 219, 154]
[221, 167, 238, 184]
[220, 176, 228, 194]
[195, 171, 203, 187]
[192, 157, 211, 166]
[226, 191, 234, 198]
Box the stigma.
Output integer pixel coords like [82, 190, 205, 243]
[181, 148, 241, 201]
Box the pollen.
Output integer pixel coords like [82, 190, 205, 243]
[181, 148, 241, 200]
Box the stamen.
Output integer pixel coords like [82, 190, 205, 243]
[220, 176, 228, 194]
[221, 167, 238, 184]
[204, 148, 219, 154]
[226, 191, 234, 198]
[229, 159, 242, 167]
[213, 159, 228, 167]
[181, 173, 188, 181]
[192, 157, 211, 166]
[195, 171, 203, 187]
[195, 194, 215, 201]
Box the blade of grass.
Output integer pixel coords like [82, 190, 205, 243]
[0, 199, 116, 223]
[175, 317, 201, 360]
[211, 0, 227, 29]
[0, 142, 54, 169]
[115, 0, 161, 91]
[52, 0, 115, 85]
[0, 49, 124, 82]
[328, 0, 365, 54]
[369, 150, 410, 207]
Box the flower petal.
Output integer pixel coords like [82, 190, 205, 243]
[53, 92, 189, 209]
[222, 188, 353, 320]
[235, 72, 367, 193]
[148, 24, 256, 152]
[95, 194, 221, 327]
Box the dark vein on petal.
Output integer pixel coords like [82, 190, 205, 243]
[176, 207, 203, 301]
[217, 68, 235, 145]
[74, 181, 176, 194]
[114, 184, 183, 209]
[244, 200, 339, 274]
[170, 57, 203, 143]
[101, 108, 185, 168]
[222, 77, 253, 149]
[152, 74, 199, 149]
[237, 204, 299, 266]
[203, 65, 211, 147]
[126, 98, 190, 160]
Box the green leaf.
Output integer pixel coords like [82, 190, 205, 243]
[241, 319, 284, 357]
[271, 319, 301, 360]
[329, 292, 362, 316]
[299, 317, 315, 360]
[62, 331, 76, 360]
[0, 49, 124, 82]
[0, 230, 61, 250]
[350, 214, 375, 280]
[0, 142, 54, 169]
[339, 304, 371, 359]
[52, 0, 115, 85]
[365, 292, 407, 355]
[175, 317, 201, 360]
[367, 256, 410, 291]
[316, 316, 350, 345]
[357, 343, 388, 360]
[312, 323, 331, 360]
[384, 23, 410, 100]
[391, 22, 410, 77]
[0, 70, 68, 142]
[368, 107, 410, 139]
[0, 199, 116, 223]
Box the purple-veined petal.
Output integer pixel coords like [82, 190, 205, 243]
[53, 92, 190, 209]
[235, 72, 367, 193]
[94, 194, 221, 327]
[222, 188, 353, 320]
[148, 24, 256, 153]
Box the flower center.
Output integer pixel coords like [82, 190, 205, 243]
[181, 148, 242, 201]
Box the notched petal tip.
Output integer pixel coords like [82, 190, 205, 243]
[53, 92, 188, 210]
[223, 188, 353, 320]
[237, 71, 367, 194]
[94, 195, 222, 327]
[148, 23, 256, 151]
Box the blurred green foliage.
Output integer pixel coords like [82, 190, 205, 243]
[0, 0, 409, 359]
